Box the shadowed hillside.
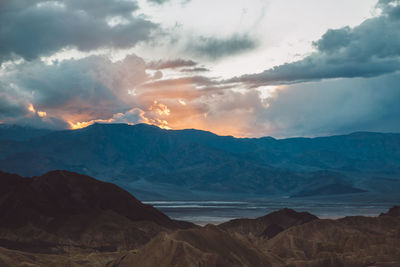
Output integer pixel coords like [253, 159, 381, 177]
[113, 207, 400, 267]
[219, 208, 318, 239]
[0, 170, 194, 254]
[0, 170, 399, 266]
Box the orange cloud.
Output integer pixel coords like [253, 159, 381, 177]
[18, 55, 281, 136]
[27, 104, 47, 118]
[149, 101, 170, 116]
[69, 121, 94, 130]
[37, 111, 47, 118]
[28, 104, 36, 113]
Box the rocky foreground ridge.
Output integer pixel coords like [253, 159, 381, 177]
[0, 170, 399, 267]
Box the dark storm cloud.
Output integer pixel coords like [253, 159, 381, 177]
[259, 73, 400, 137]
[0, 78, 71, 129]
[377, 0, 400, 17]
[146, 59, 198, 70]
[230, 0, 400, 87]
[0, 85, 29, 119]
[0, 0, 157, 63]
[15, 57, 125, 113]
[11, 115, 71, 130]
[0, 54, 149, 127]
[0, 99, 26, 119]
[187, 34, 257, 60]
[64, 0, 139, 18]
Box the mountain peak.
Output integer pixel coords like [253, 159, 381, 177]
[380, 206, 400, 217]
[82, 122, 164, 133]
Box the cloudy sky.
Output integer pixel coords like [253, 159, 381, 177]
[1, 0, 399, 137]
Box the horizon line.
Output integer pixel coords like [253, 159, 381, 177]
[1, 122, 399, 140]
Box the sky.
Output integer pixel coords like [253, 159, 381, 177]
[1, 0, 400, 137]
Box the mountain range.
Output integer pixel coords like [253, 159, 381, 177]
[0, 170, 399, 267]
[1, 123, 400, 200]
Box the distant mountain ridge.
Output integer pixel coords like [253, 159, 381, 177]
[0, 124, 52, 141]
[0, 123, 400, 200]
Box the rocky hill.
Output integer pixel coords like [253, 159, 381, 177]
[219, 208, 318, 239]
[0, 170, 194, 254]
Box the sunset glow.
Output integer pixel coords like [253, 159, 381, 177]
[27, 104, 47, 118]
[150, 101, 171, 116]
[28, 104, 36, 113]
[68, 121, 94, 130]
[1, 2, 399, 266]
[37, 111, 47, 118]
[1, 0, 399, 138]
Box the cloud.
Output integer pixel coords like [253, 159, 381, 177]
[0, 92, 29, 119]
[0, 54, 149, 128]
[258, 73, 400, 137]
[147, 0, 191, 5]
[186, 34, 257, 60]
[146, 59, 197, 70]
[63, 0, 139, 18]
[69, 107, 149, 129]
[180, 67, 209, 73]
[147, 0, 170, 4]
[0, 78, 70, 129]
[140, 76, 218, 89]
[231, 0, 400, 87]
[0, 53, 233, 133]
[377, 0, 400, 18]
[0, 0, 157, 63]
[110, 108, 147, 124]
[2, 51, 400, 137]
[0, 45, 228, 132]
[1, 0, 399, 137]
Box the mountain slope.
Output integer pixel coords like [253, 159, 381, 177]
[112, 225, 282, 267]
[0, 176, 399, 267]
[266, 214, 400, 266]
[110, 207, 400, 267]
[0, 170, 194, 252]
[0, 123, 399, 199]
[0, 124, 52, 141]
[219, 208, 318, 239]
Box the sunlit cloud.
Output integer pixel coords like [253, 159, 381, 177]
[1, 0, 398, 138]
[28, 104, 36, 113]
[27, 104, 47, 118]
[37, 111, 47, 118]
[69, 121, 95, 130]
[149, 101, 171, 116]
[257, 86, 279, 100]
[66, 106, 172, 130]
